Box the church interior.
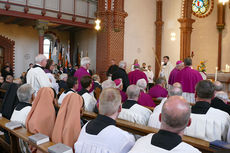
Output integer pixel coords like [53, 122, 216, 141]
[0, 0, 230, 153]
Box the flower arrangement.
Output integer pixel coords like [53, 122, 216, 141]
[197, 61, 207, 73]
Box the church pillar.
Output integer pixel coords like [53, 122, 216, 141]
[217, 3, 226, 71]
[35, 20, 48, 54]
[155, 0, 164, 79]
[96, 0, 127, 81]
[178, 0, 195, 61]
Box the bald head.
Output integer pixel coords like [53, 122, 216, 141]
[213, 81, 223, 92]
[168, 87, 182, 96]
[161, 96, 191, 134]
[173, 82, 182, 89]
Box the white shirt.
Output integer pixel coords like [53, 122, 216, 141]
[10, 106, 31, 126]
[160, 62, 174, 84]
[128, 133, 201, 153]
[46, 73, 59, 94]
[26, 66, 52, 94]
[75, 123, 135, 153]
[118, 104, 152, 126]
[184, 107, 230, 142]
[82, 92, 97, 112]
[148, 98, 166, 128]
[58, 90, 75, 105]
[145, 70, 154, 83]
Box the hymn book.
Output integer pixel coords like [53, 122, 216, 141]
[210, 140, 230, 149]
[28, 133, 49, 145]
[5, 121, 22, 130]
[48, 143, 73, 153]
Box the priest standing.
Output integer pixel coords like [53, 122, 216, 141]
[168, 61, 184, 88]
[175, 58, 203, 103]
[128, 64, 148, 85]
[160, 56, 174, 86]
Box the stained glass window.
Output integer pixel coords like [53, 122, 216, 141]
[192, 0, 209, 15]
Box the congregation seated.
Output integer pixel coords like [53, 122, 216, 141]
[78, 76, 97, 112]
[148, 85, 183, 128]
[26, 87, 56, 138]
[114, 78, 127, 103]
[52, 93, 83, 148]
[74, 88, 135, 153]
[184, 80, 230, 142]
[0, 76, 4, 86]
[26, 54, 52, 94]
[58, 76, 78, 105]
[44, 59, 59, 94]
[118, 85, 152, 125]
[129, 96, 201, 153]
[10, 84, 34, 126]
[211, 81, 230, 115]
[1, 75, 13, 91]
[1, 64, 13, 80]
[128, 64, 148, 85]
[148, 77, 168, 99]
[136, 79, 156, 107]
[58, 73, 68, 92]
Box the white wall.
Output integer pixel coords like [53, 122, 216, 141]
[124, 0, 156, 72]
[0, 23, 38, 78]
[74, 29, 97, 72]
[161, 0, 181, 67]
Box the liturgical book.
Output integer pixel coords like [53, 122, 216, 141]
[48, 143, 73, 153]
[28, 133, 49, 145]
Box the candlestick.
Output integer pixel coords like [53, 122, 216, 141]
[215, 67, 218, 81]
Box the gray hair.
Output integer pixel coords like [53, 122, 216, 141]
[35, 54, 47, 64]
[215, 91, 229, 102]
[214, 81, 223, 92]
[102, 79, 116, 89]
[156, 77, 165, 85]
[17, 84, 35, 103]
[136, 79, 147, 91]
[126, 85, 140, 100]
[119, 61, 126, 69]
[99, 88, 121, 116]
[80, 57, 91, 66]
[168, 87, 183, 96]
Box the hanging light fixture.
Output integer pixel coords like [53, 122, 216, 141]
[95, 19, 101, 31]
[219, 0, 229, 5]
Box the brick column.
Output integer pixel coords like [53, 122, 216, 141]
[155, 0, 164, 79]
[96, 0, 127, 81]
[178, 0, 195, 61]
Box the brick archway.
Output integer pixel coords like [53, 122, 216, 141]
[0, 35, 15, 73]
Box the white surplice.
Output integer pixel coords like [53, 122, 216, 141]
[74, 124, 135, 153]
[26, 66, 52, 93]
[118, 104, 152, 126]
[82, 92, 97, 112]
[128, 134, 201, 153]
[58, 90, 74, 105]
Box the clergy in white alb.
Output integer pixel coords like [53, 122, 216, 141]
[74, 88, 135, 153]
[129, 96, 201, 153]
[159, 56, 174, 86]
[185, 80, 230, 142]
[58, 76, 78, 105]
[26, 54, 52, 94]
[118, 85, 152, 126]
[78, 75, 97, 112]
[148, 84, 183, 129]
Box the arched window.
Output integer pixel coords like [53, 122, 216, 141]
[43, 39, 51, 59]
[192, 0, 209, 15]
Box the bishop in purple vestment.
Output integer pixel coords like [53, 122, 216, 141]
[175, 58, 203, 94]
[168, 61, 184, 86]
[128, 64, 148, 85]
[74, 57, 93, 92]
[114, 79, 127, 103]
[136, 79, 156, 107]
[149, 77, 168, 98]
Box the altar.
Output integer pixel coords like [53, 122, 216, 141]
[207, 73, 230, 96]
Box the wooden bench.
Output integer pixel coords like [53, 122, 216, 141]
[0, 117, 55, 153]
[83, 111, 215, 153]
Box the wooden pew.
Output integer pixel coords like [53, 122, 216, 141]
[83, 111, 215, 153]
[0, 117, 55, 153]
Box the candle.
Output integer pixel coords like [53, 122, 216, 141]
[215, 67, 218, 81]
